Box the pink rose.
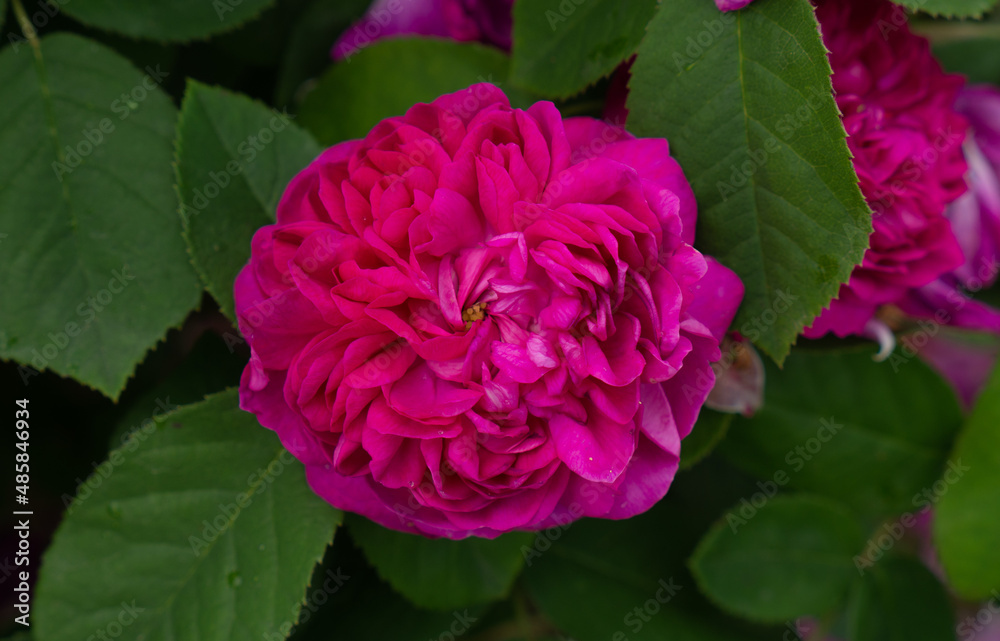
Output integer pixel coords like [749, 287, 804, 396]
[234, 84, 743, 538]
[947, 86, 1000, 292]
[895, 86, 1000, 337]
[332, 0, 513, 60]
[714, 0, 754, 9]
[804, 0, 969, 341]
[905, 87, 1000, 407]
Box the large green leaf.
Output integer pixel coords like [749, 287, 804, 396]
[899, 0, 998, 17]
[176, 81, 321, 319]
[523, 460, 787, 640]
[0, 33, 200, 398]
[347, 515, 532, 610]
[627, 0, 872, 362]
[690, 495, 865, 623]
[846, 556, 955, 641]
[292, 532, 492, 641]
[299, 38, 516, 146]
[934, 360, 1000, 600]
[60, 0, 276, 41]
[35, 390, 342, 641]
[510, 0, 657, 98]
[722, 348, 962, 519]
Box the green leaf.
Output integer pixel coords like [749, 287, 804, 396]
[274, 0, 371, 107]
[899, 0, 998, 17]
[108, 332, 246, 447]
[176, 80, 322, 319]
[846, 556, 955, 641]
[722, 348, 962, 519]
[680, 409, 733, 470]
[0, 33, 200, 398]
[934, 360, 1000, 600]
[299, 38, 514, 146]
[691, 495, 865, 623]
[347, 514, 532, 610]
[626, 0, 872, 362]
[35, 390, 342, 641]
[934, 37, 1000, 86]
[510, 0, 657, 98]
[60, 0, 276, 42]
[523, 460, 789, 640]
[292, 532, 492, 641]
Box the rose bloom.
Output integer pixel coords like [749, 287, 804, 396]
[947, 86, 1000, 292]
[235, 84, 743, 538]
[905, 87, 1000, 408]
[332, 0, 513, 60]
[803, 0, 969, 341]
[896, 86, 1000, 334]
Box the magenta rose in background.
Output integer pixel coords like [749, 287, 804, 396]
[332, 0, 514, 60]
[714, 0, 754, 10]
[803, 0, 969, 341]
[234, 84, 743, 538]
[947, 86, 1000, 291]
[897, 86, 1000, 335]
[907, 86, 1000, 408]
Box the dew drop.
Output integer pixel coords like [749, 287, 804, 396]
[227, 571, 243, 588]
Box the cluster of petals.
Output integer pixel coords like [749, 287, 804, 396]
[235, 84, 743, 538]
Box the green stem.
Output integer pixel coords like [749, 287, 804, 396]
[11, 0, 41, 51]
[10, 0, 64, 169]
